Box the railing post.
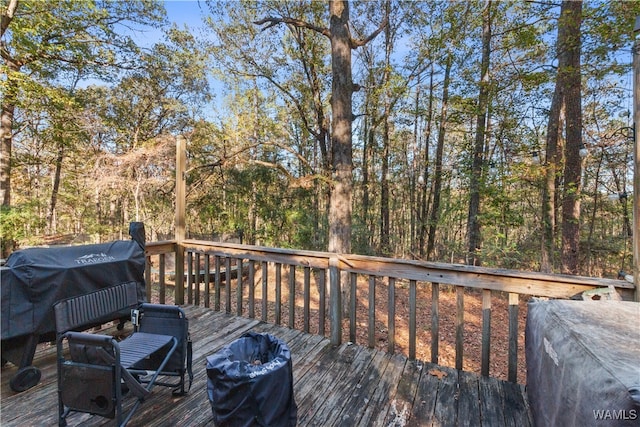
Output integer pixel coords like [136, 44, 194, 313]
[330, 256, 342, 346]
[174, 135, 186, 305]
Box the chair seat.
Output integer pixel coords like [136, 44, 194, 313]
[119, 332, 175, 369]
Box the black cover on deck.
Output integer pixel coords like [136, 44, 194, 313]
[526, 299, 640, 427]
[1, 223, 146, 342]
[206, 332, 297, 427]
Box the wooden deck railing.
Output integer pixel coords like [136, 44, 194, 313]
[145, 239, 635, 383]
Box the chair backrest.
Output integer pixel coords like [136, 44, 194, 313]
[132, 304, 189, 373]
[54, 281, 139, 334]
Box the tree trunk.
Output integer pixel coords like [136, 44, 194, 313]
[418, 67, 435, 258]
[1, 61, 19, 209]
[0, 0, 18, 217]
[327, 0, 353, 255]
[362, 107, 371, 249]
[379, 2, 394, 256]
[560, 0, 583, 275]
[426, 54, 452, 260]
[467, 0, 492, 266]
[380, 122, 390, 254]
[46, 142, 65, 234]
[0, 96, 13, 209]
[541, 83, 563, 273]
[1, 59, 19, 256]
[410, 78, 421, 257]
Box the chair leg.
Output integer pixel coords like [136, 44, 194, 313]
[58, 406, 70, 426]
[172, 372, 186, 396]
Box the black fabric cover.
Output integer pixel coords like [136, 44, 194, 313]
[526, 299, 640, 427]
[1, 223, 146, 341]
[206, 332, 297, 427]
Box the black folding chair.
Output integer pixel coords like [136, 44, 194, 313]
[54, 282, 189, 426]
[128, 303, 193, 396]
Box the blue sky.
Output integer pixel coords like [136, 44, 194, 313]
[164, 0, 207, 27]
[130, 1, 208, 47]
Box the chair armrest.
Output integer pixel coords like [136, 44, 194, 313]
[139, 303, 185, 318]
[62, 331, 118, 348]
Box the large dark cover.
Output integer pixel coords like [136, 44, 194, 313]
[207, 332, 297, 427]
[1, 226, 146, 341]
[526, 299, 640, 427]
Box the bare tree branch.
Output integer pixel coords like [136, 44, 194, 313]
[350, 15, 388, 48]
[254, 17, 331, 38]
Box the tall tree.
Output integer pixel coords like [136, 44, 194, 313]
[541, 1, 584, 275]
[426, 53, 452, 260]
[326, 0, 355, 255]
[467, 0, 492, 266]
[541, 4, 568, 273]
[559, 0, 583, 274]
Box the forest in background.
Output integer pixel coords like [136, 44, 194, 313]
[1, 0, 638, 278]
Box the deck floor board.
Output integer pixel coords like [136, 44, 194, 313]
[1, 306, 532, 426]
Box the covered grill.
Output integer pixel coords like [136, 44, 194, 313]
[1, 223, 147, 392]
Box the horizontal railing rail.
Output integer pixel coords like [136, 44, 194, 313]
[145, 239, 635, 383]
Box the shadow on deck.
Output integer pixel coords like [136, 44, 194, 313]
[1, 305, 532, 426]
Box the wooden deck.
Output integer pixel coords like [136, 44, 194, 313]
[1, 305, 532, 426]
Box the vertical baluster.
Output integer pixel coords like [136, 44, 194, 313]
[237, 259, 243, 316]
[204, 254, 210, 308]
[194, 252, 201, 306]
[248, 261, 255, 318]
[508, 292, 519, 382]
[261, 261, 268, 322]
[349, 272, 357, 343]
[225, 257, 232, 313]
[275, 263, 282, 325]
[388, 277, 396, 354]
[159, 253, 166, 305]
[431, 283, 440, 364]
[187, 251, 193, 305]
[481, 289, 491, 376]
[455, 285, 464, 370]
[318, 269, 326, 336]
[174, 246, 185, 305]
[145, 254, 152, 301]
[368, 275, 376, 349]
[329, 257, 341, 346]
[303, 267, 310, 333]
[288, 265, 296, 329]
[214, 255, 221, 311]
[409, 279, 416, 360]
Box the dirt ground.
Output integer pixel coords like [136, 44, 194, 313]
[151, 262, 528, 384]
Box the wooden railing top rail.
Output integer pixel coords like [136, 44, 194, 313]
[147, 239, 635, 300]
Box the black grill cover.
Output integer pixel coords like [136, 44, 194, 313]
[206, 332, 297, 427]
[1, 224, 146, 341]
[526, 299, 640, 427]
